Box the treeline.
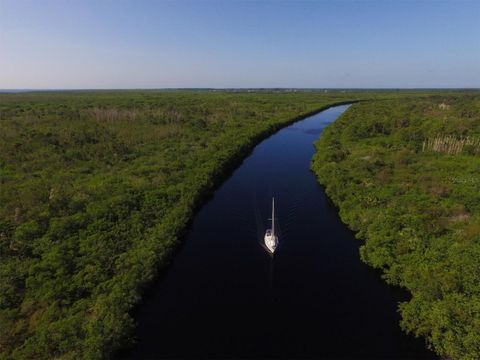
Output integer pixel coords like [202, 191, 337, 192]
[0, 90, 384, 359]
[312, 94, 480, 360]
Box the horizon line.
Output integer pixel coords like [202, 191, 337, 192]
[1, 87, 480, 93]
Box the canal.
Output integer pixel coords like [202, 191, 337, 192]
[126, 105, 435, 359]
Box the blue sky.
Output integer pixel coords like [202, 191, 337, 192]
[1, 0, 479, 88]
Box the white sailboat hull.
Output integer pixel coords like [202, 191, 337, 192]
[264, 232, 278, 253]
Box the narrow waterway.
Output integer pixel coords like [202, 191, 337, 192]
[126, 105, 435, 359]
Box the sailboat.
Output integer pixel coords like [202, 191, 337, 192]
[264, 197, 278, 253]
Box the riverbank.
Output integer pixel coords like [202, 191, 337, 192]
[311, 93, 480, 360]
[1, 91, 377, 359]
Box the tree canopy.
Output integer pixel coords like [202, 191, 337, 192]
[312, 94, 480, 360]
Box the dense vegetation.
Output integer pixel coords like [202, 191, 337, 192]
[0, 90, 376, 359]
[312, 94, 480, 360]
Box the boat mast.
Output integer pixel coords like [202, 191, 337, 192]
[272, 197, 275, 237]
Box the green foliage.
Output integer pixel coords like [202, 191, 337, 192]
[0, 90, 380, 359]
[312, 93, 480, 360]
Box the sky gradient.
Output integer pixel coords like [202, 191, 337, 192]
[1, 0, 479, 89]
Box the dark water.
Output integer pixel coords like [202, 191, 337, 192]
[126, 105, 435, 359]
